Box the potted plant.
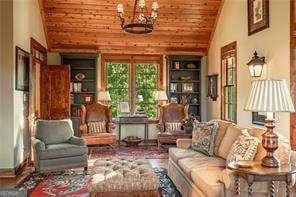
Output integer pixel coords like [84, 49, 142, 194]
[181, 116, 195, 133]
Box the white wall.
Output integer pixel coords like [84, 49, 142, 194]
[0, 0, 15, 169]
[0, 0, 47, 169]
[207, 0, 290, 137]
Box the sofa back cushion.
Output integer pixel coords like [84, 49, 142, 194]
[250, 127, 291, 164]
[217, 125, 243, 159]
[213, 120, 235, 155]
[36, 119, 74, 145]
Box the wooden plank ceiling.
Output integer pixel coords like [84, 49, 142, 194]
[39, 0, 223, 55]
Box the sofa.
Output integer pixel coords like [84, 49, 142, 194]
[168, 120, 294, 197]
[32, 119, 88, 173]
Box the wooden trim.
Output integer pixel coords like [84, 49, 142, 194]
[220, 41, 237, 123]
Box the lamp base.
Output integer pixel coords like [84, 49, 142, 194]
[261, 155, 279, 168]
[261, 119, 279, 168]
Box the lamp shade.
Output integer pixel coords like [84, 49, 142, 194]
[244, 79, 295, 112]
[155, 90, 168, 101]
[98, 90, 111, 101]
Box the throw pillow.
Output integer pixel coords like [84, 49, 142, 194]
[88, 121, 106, 133]
[191, 121, 219, 156]
[226, 129, 260, 163]
[165, 122, 182, 133]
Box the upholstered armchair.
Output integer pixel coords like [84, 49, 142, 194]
[157, 103, 190, 148]
[78, 103, 117, 147]
[32, 119, 88, 173]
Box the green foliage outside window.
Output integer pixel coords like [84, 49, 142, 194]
[136, 63, 157, 118]
[107, 62, 129, 117]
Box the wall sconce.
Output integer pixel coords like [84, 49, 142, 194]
[247, 51, 266, 77]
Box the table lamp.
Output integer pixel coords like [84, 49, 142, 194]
[244, 79, 295, 168]
[98, 90, 111, 103]
[155, 90, 168, 103]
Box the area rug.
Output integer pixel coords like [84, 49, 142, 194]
[18, 168, 181, 197]
[89, 145, 169, 160]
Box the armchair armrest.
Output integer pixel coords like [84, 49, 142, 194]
[68, 136, 86, 146]
[156, 123, 164, 133]
[176, 139, 192, 149]
[31, 137, 45, 151]
[79, 124, 88, 136]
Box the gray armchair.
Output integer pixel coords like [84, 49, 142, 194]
[32, 119, 88, 173]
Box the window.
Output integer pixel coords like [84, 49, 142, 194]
[106, 62, 129, 116]
[102, 55, 163, 118]
[136, 63, 157, 118]
[221, 42, 237, 123]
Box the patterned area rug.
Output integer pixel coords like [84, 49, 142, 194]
[89, 145, 169, 160]
[18, 168, 181, 197]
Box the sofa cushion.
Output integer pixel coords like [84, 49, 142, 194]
[191, 121, 219, 156]
[169, 148, 204, 163]
[191, 166, 224, 197]
[214, 120, 234, 155]
[217, 125, 242, 159]
[178, 156, 225, 178]
[251, 127, 291, 164]
[36, 119, 74, 145]
[226, 129, 260, 163]
[39, 143, 87, 160]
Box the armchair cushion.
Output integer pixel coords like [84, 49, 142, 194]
[165, 122, 182, 133]
[88, 121, 106, 133]
[38, 143, 87, 160]
[36, 119, 74, 145]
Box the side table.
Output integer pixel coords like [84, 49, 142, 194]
[227, 161, 296, 197]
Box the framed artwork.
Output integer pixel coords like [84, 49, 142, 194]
[248, 0, 269, 35]
[15, 46, 30, 91]
[182, 83, 194, 92]
[252, 112, 274, 126]
[207, 74, 218, 101]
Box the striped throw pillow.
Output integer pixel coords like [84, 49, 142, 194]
[88, 121, 106, 133]
[165, 122, 182, 133]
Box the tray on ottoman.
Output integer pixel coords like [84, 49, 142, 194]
[89, 158, 160, 197]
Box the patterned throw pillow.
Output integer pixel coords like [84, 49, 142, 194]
[165, 122, 182, 133]
[226, 129, 260, 163]
[191, 121, 219, 156]
[88, 121, 106, 133]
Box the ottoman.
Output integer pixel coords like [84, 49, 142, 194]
[89, 158, 160, 197]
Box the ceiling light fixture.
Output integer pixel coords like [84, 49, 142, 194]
[117, 0, 159, 34]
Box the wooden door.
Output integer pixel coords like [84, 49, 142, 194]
[40, 65, 70, 119]
[291, 0, 296, 150]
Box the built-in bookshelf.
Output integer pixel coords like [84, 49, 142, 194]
[61, 54, 98, 118]
[166, 55, 201, 120]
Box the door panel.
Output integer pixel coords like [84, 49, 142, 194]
[40, 65, 70, 120]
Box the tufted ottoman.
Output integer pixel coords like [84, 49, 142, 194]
[89, 158, 160, 197]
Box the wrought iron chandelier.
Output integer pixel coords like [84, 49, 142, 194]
[117, 0, 159, 34]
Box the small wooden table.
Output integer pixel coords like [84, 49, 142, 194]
[227, 161, 296, 197]
[157, 131, 192, 148]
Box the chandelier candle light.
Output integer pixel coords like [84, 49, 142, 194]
[244, 79, 295, 168]
[117, 0, 159, 34]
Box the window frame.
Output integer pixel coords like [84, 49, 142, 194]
[101, 54, 164, 118]
[221, 42, 237, 123]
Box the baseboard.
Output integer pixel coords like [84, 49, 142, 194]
[0, 158, 29, 178]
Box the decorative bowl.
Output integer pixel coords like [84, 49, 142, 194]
[75, 73, 85, 81]
[123, 136, 143, 147]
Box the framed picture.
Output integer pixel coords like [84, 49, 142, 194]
[182, 83, 194, 92]
[207, 74, 218, 101]
[15, 46, 29, 91]
[248, 0, 269, 35]
[252, 112, 274, 126]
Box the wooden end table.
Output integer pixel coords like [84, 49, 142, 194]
[227, 161, 296, 197]
[157, 131, 192, 148]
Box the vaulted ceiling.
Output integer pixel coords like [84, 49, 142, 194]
[39, 0, 223, 55]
